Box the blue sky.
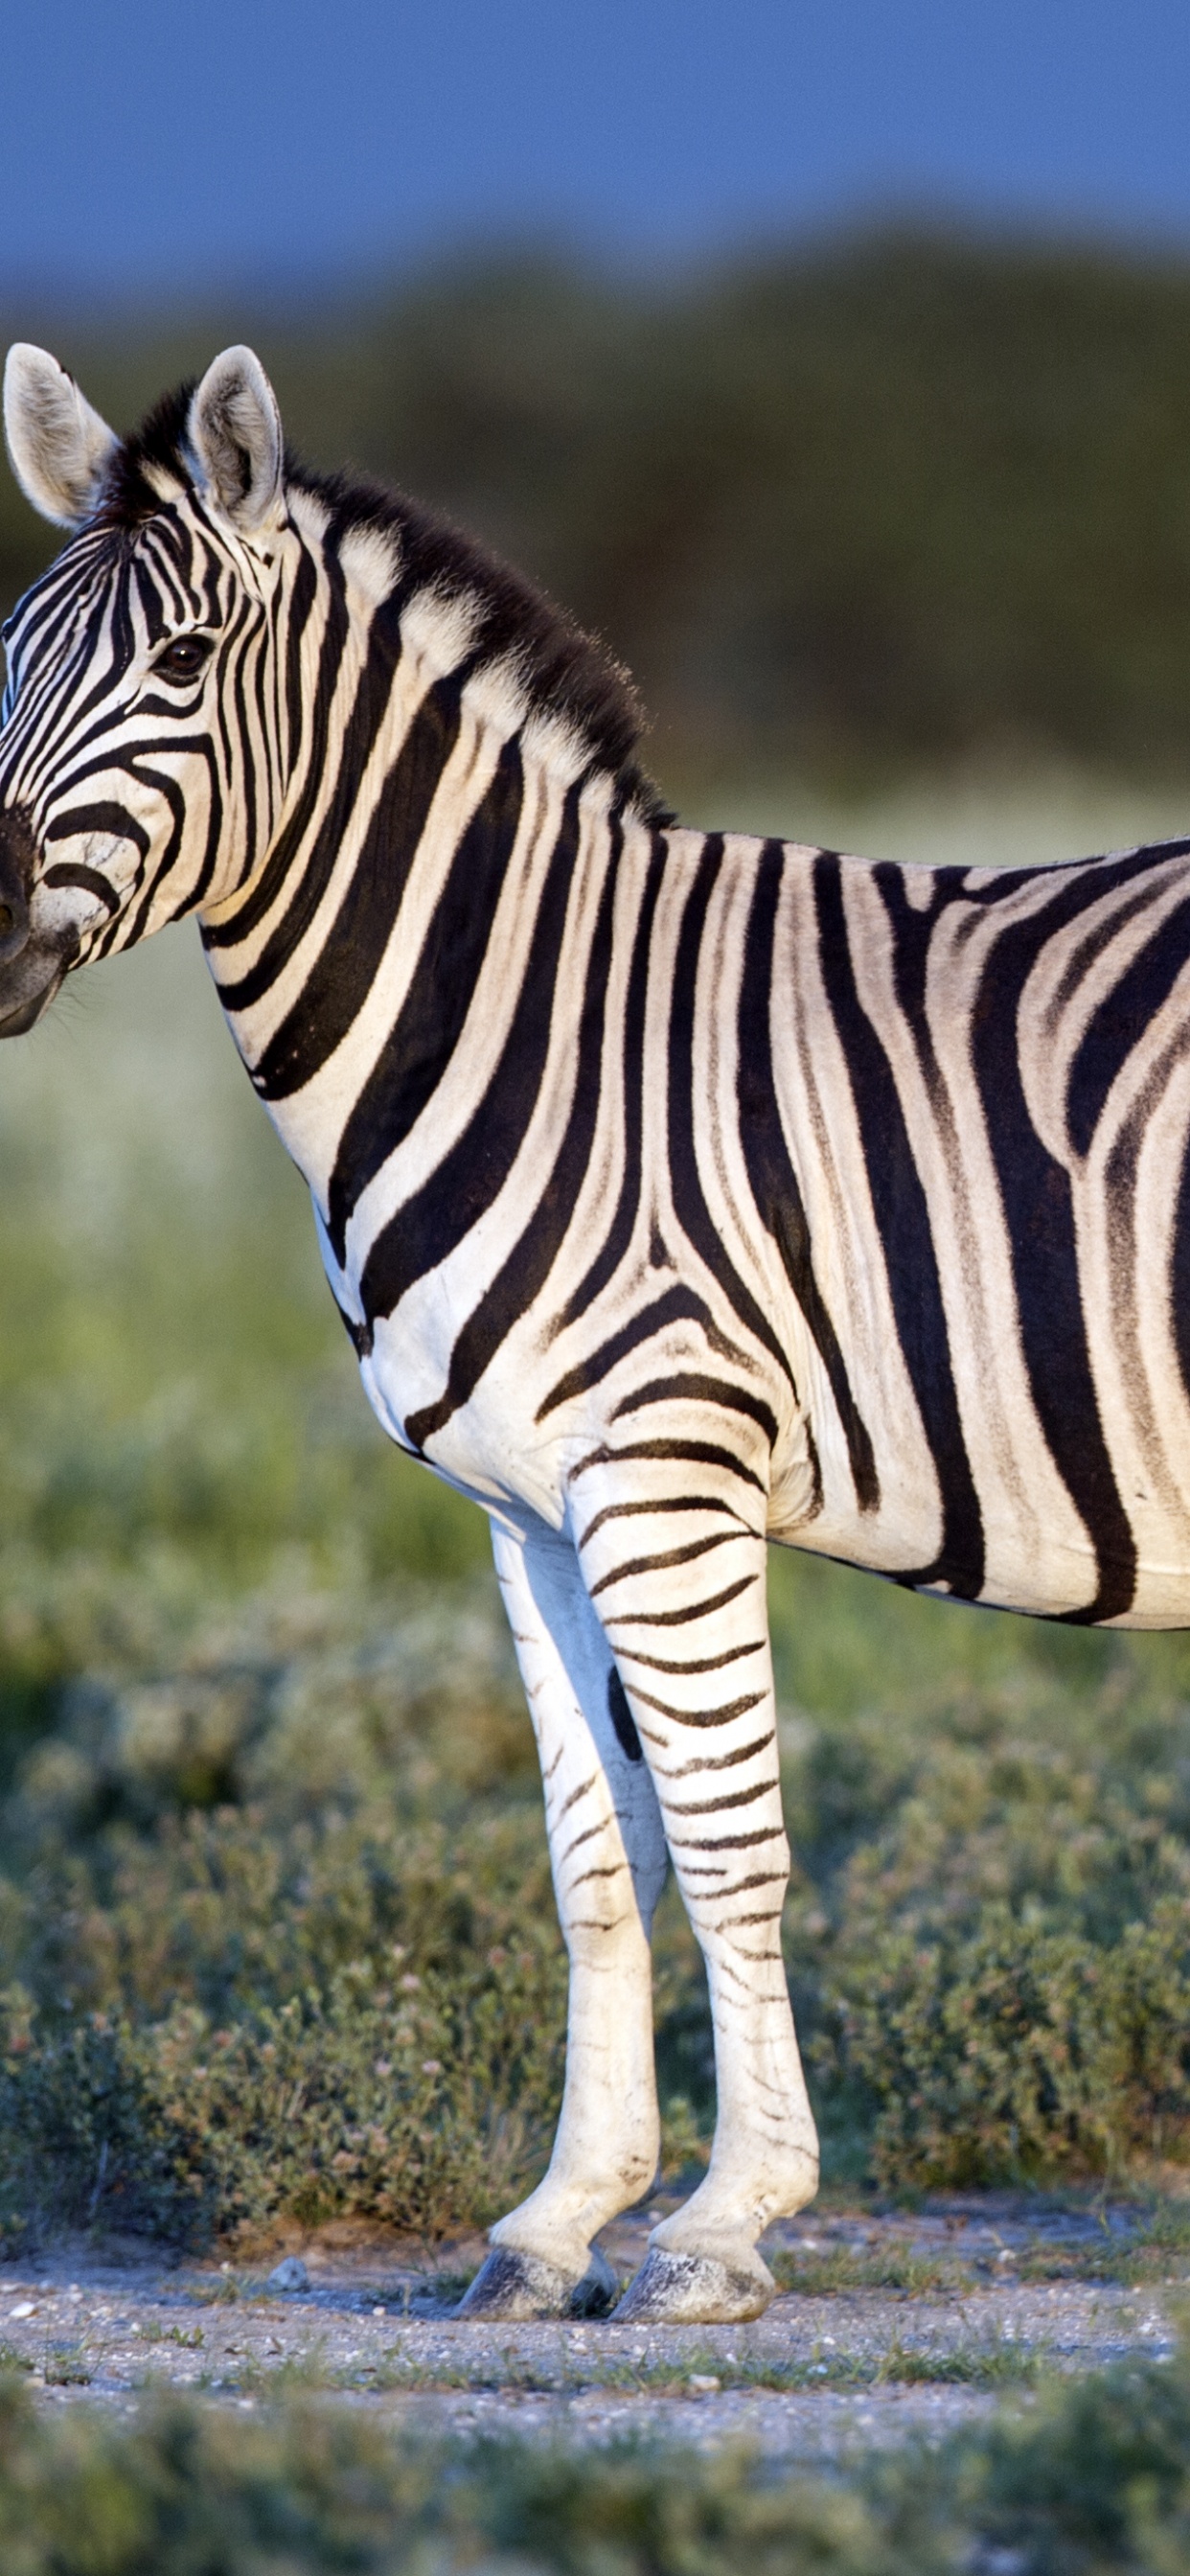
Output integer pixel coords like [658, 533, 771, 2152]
[5, 0, 1190, 294]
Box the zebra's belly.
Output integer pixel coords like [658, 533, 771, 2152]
[359, 1271, 1190, 1628]
[779, 1497, 1190, 1629]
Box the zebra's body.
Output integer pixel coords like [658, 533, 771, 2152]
[2, 345, 1189, 2321]
[224, 799, 1190, 1633]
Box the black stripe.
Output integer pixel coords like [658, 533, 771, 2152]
[1172, 1120, 1190, 1416]
[175, 739, 225, 915]
[875, 862, 955, 1111]
[572, 1437, 767, 1494]
[669, 1826, 779, 1849]
[133, 550, 177, 639]
[659, 1730, 773, 1770]
[257, 669, 473, 1103]
[577, 1494, 749, 1551]
[630, 1690, 772, 1731]
[607, 1668, 644, 1762]
[359, 785, 582, 1327]
[1042, 873, 1174, 1032]
[228, 602, 260, 866]
[738, 843, 879, 1510]
[549, 835, 666, 1333]
[615, 1639, 765, 1673]
[612, 1372, 778, 1444]
[44, 802, 149, 857]
[538, 1282, 746, 1420]
[404, 830, 619, 1448]
[667, 1782, 772, 1814]
[217, 614, 412, 1025]
[121, 761, 188, 941]
[627, 1684, 767, 1728]
[329, 732, 525, 1259]
[812, 851, 983, 1595]
[202, 544, 346, 953]
[40, 862, 120, 916]
[603, 1574, 757, 1629]
[586, 1530, 747, 1596]
[1066, 892, 1190, 1159]
[281, 542, 319, 794]
[669, 840, 797, 1395]
[970, 882, 1137, 1622]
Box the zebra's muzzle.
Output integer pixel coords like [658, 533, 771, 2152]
[0, 974, 61, 1037]
[0, 806, 71, 1036]
[0, 806, 33, 964]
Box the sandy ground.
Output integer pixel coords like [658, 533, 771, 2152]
[0, 2194, 1177, 2462]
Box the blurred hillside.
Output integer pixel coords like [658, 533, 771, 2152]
[7, 227, 1190, 794]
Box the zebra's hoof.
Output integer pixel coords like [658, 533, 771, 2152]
[454, 2243, 617, 2321]
[610, 2246, 775, 2324]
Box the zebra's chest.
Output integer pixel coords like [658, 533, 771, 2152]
[355, 1289, 568, 1535]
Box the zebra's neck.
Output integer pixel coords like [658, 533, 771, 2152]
[199, 562, 648, 1291]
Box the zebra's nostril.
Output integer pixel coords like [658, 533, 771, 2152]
[0, 903, 13, 939]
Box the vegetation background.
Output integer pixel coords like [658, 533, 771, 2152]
[11, 227, 1190, 792]
[8, 224, 1190, 2246]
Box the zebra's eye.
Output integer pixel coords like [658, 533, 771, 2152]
[155, 634, 212, 684]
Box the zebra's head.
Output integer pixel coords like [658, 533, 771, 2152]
[0, 343, 293, 1036]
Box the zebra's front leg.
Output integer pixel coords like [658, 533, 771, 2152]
[457, 1516, 668, 2321]
[577, 1453, 818, 2323]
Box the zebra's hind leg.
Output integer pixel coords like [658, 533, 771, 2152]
[577, 1462, 819, 2325]
[456, 1518, 668, 2323]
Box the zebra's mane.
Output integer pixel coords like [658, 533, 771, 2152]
[98, 382, 674, 828]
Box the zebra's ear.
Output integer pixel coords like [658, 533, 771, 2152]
[187, 346, 284, 537]
[3, 344, 118, 529]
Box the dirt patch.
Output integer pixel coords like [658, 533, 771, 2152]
[0, 2192, 1181, 2459]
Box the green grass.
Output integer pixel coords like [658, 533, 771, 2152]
[10, 870, 1190, 2246]
[769, 2244, 976, 2298]
[768, 2203, 1190, 2296]
[310, 2333, 1044, 2400]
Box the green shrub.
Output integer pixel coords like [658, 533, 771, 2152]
[826, 1904, 1190, 2189]
[0, 2007, 200, 2251]
[791, 1697, 1190, 2187]
[0, 1953, 565, 2251]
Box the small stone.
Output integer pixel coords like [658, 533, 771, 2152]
[688, 2373, 721, 2393]
[266, 2257, 309, 2293]
[9, 2302, 34, 2320]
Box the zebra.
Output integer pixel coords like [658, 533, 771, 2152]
[3, 347, 1190, 2326]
